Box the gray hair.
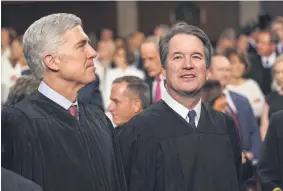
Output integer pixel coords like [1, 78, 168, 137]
[271, 55, 283, 91]
[142, 35, 159, 51]
[159, 22, 213, 68]
[5, 76, 40, 105]
[113, 76, 150, 110]
[23, 13, 82, 80]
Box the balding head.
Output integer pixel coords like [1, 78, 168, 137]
[208, 55, 231, 88]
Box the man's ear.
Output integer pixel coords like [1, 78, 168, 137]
[162, 67, 166, 81]
[44, 54, 60, 71]
[133, 99, 142, 114]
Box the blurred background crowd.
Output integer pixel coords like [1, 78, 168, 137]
[1, 1, 283, 191]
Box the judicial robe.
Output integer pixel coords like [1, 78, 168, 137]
[117, 100, 242, 191]
[257, 110, 283, 191]
[1, 91, 126, 191]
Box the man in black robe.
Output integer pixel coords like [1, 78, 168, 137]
[116, 22, 242, 191]
[257, 110, 283, 191]
[1, 13, 126, 191]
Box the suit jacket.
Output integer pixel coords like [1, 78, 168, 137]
[229, 90, 261, 160]
[245, 53, 279, 95]
[78, 74, 104, 111]
[145, 76, 154, 104]
[257, 110, 283, 191]
[1, 168, 43, 191]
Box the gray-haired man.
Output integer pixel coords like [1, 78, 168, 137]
[2, 13, 126, 191]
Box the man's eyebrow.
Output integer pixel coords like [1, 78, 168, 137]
[172, 51, 204, 56]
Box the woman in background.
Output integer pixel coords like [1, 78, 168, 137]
[224, 48, 265, 119]
[260, 55, 283, 140]
[104, 44, 145, 110]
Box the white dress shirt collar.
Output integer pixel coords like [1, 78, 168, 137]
[163, 89, 202, 127]
[38, 81, 78, 110]
[223, 88, 237, 113]
[261, 52, 277, 68]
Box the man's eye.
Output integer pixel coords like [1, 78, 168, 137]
[192, 56, 201, 60]
[174, 56, 182, 60]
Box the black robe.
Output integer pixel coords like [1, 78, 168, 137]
[1, 167, 43, 191]
[257, 110, 283, 191]
[1, 92, 126, 191]
[117, 100, 242, 191]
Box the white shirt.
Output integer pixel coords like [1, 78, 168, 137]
[38, 81, 78, 110]
[94, 58, 111, 92]
[1, 58, 22, 104]
[152, 74, 166, 102]
[163, 90, 202, 127]
[227, 79, 265, 118]
[223, 88, 238, 113]
[104, 66, 145, 110]
[261, 53, 277, 68]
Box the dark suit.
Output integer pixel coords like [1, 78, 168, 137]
[78, 74, 104, 111]
[229, 91, 261, 160]
[257, 110, 283, 191]
[1, 168, 43, 191]
[145, 76, 154, 104]
[245, 53, 279, 95]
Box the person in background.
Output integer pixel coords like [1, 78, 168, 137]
[140, 36, 165, 103]
[271, 16, 283, 54]
[9, 36, 31, 75]
[1, 28, 12, 59]
[78, 73, 104, 111]
[1, 13, 126, 191]
[129, 31, 145, 70]
[1, 35, 22, 104]
[108, 76, 150, 127]
[209, 55, 261, 164]
[224, 48, 265, 119]
[260, 55, 283, 140]
[115, 37, 127, 49]
[104, 44, 145, 111]
[153, 24, 170, 40]
[216, 28, 236, 54]
[201, 79, 257, 188]
[257, 110, 283, 191]
[4, 75, 40, 106]
[245, 30, 280, 95]
[95, 40, 114, 94]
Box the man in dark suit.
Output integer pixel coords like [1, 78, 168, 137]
[257, 110, 283, 191]
[117, 22, 242, 191]
[1, 168, 43, 191]
[209, 55, 261, 163]
[78, 73, 104, 111]
[245, 30, 280, 95]
[140, 36, 165, 103]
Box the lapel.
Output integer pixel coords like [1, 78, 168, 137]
[197, 103, 219, 134]
[146, 77, 154, 103]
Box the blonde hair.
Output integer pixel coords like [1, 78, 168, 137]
[271, 55, 283, 91]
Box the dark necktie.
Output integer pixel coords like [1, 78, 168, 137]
[188, 110, 197, 128]
[68, 105, 78, 118]
[225, 104, 241, 134]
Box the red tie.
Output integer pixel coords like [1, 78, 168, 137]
[68, 105, 78, 118]
[225, 104, 241, 134]
[154, 76, 161, 102]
